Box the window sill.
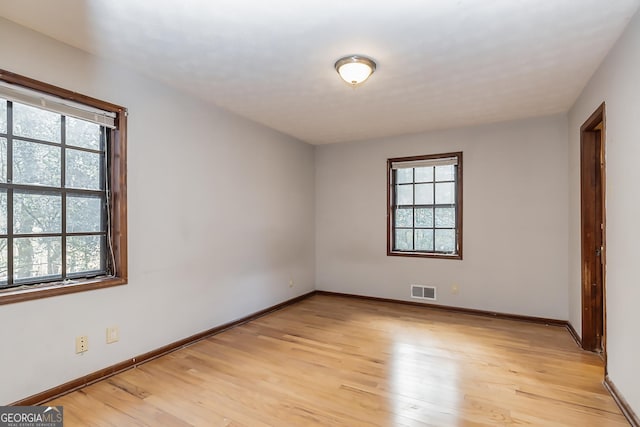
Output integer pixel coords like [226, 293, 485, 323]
[387, 250, 463, 260]
[0, 276, 127, 305]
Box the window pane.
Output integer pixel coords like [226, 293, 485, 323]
[0, 99, 6, 134]
[0, 190, 6, 234]
[435, 182, 455, 204]
[435, 207, 456, 228]
[67, 195, 103, 232]
[435, 229, 456, 253]
[0, 238, 6, 284]
[415, 166, 433, 182]
[67, 235, 102, 275]
[394, 229, 413, 251]
[395, 168, 412, 184]
[415, 229, 434, 251]
[14, 192, 62, 234]
[415, 183, 433, 205]
[13, 139, 61, 187]
[0, 138, 5, 183]
[396, 184, 413, 205]
[390, 155, 461, 257]
[415, 208, 433, 227]
[66, 148, 101, 190]
[13, 102, 61, 143]
[66, 117, 101, 150]
[13, 236, 62, 281]
[395, 208, 413, 227]
[435, 165, 455, 181]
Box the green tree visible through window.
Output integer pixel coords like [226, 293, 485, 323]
[0, 98, 109, 287]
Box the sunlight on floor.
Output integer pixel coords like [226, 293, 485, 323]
[391, 337, 460, 424]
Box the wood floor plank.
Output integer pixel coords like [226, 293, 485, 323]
[47, 294, 629, 426]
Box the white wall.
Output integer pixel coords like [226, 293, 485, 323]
[316, 115, 569, 319]
[568, 9, 640, 416]
[0, 18, 315, 404]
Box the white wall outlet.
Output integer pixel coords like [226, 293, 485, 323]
[75, 335, 88, 354]
[289, 278, 295, 288]
[106, 326, 119, 344]
[452, 284, 459, 295]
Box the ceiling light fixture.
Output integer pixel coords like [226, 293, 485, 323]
[334, 55, 376, 87]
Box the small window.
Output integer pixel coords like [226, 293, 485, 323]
[0, 69, 127, 304]
[387, 152, 462, 259]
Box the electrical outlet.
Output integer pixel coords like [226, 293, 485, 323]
[75, 336, 88, 354]
[106, 326, 119, 344]
[451, 284, 459, 295]
[289, 278, 294, 288]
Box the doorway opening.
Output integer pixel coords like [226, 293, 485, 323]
[580, 103, 606, 355]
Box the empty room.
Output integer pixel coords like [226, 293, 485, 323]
[0, 1, 639, 426]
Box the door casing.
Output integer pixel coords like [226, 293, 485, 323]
[580, 102, 606, 356]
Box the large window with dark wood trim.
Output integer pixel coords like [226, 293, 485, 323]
[0, 70, 127, 304]
[388, 152, 462, 259]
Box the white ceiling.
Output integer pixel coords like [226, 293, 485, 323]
[1, 1, 639, 144]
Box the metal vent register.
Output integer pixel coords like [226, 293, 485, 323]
[411, 285, 437, 300]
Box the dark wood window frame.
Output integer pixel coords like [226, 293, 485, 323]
[0, 69, 127, 305]
[387, 152, 463, 260]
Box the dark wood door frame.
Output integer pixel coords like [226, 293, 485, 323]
[580, 102, 606, 355]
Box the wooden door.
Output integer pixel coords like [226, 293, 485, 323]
[580, 103, 606, 353]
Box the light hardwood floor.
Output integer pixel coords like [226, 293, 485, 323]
[48, 294, 628, 426]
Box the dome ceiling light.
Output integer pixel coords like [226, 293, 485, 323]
[334, 55, 377, 87]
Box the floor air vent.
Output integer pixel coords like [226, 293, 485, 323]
[411, 285, 437, 301]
